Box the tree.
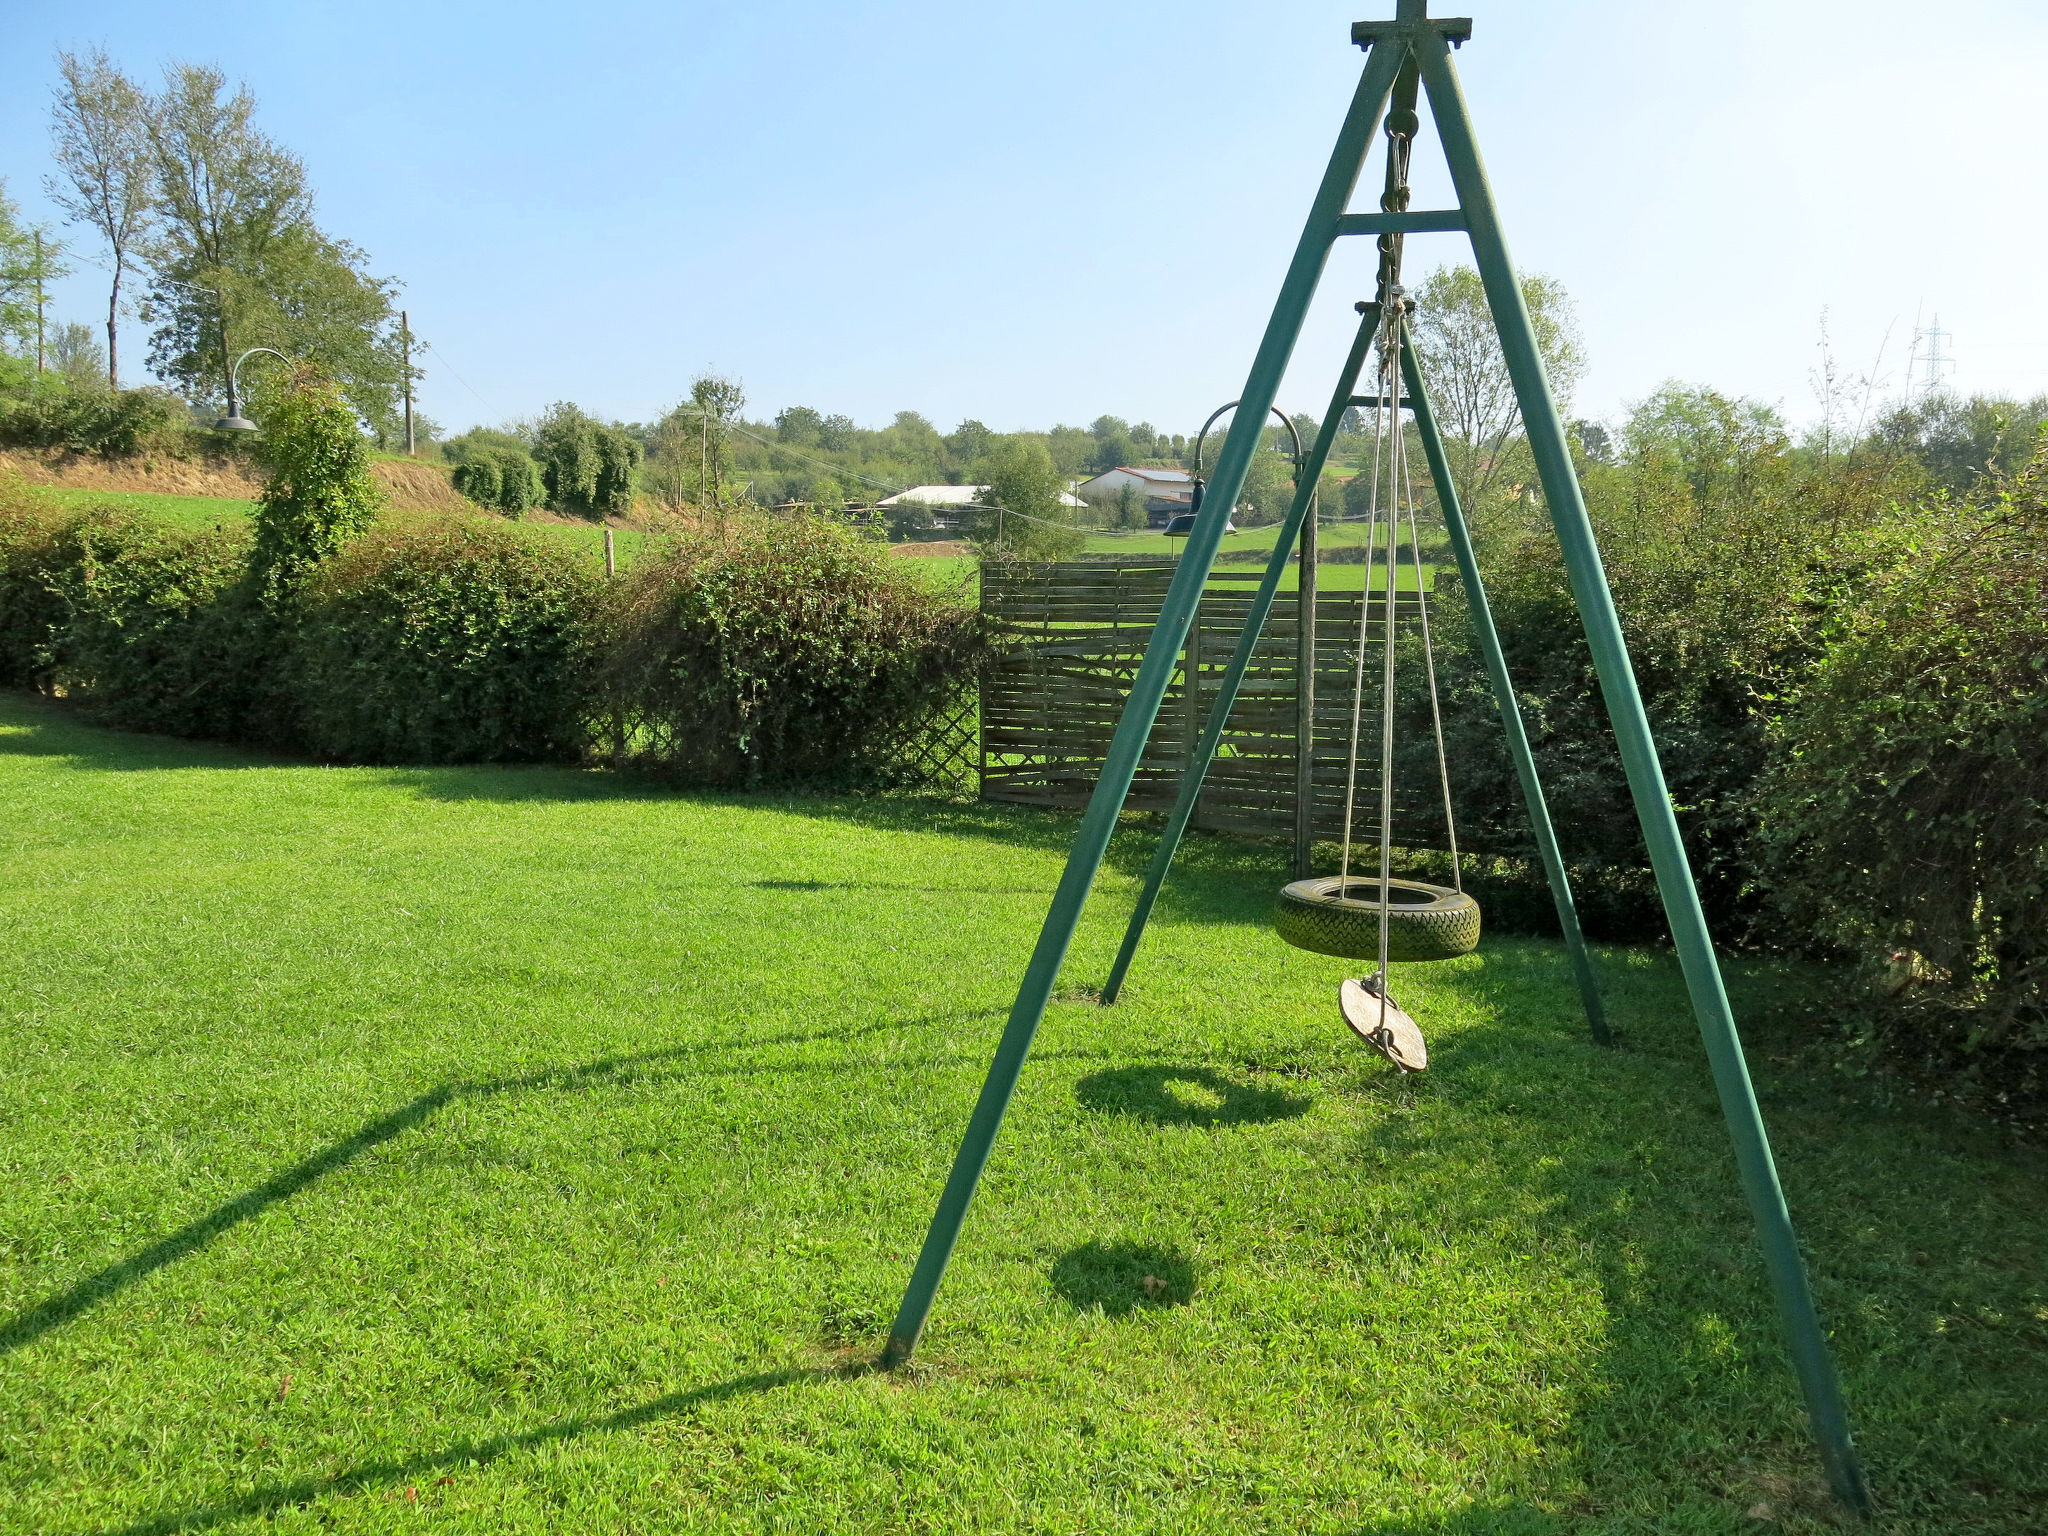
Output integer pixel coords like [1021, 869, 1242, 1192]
[250, 366, 381, 592]
[533, 402, 637, 519]
[0, 181, 67, 367]
[49, 321, 107, 386]
[690, 373, 746, 503]
[947, 418, 994, 462]
[1409, 264, 1585, 519]
[140, 63, 406, 432]
[46, 49, 154, 388]
[972, 437, 1082, 558]
[1089, 414, 1137, 473]
[142, 64, 310, 398]
[775, 404, 823, 444]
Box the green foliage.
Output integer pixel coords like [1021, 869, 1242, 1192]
[971, 437, 1083, 558]
[0, 382, 178, 456]
[1423, 385, 1916, 938]
[39, 506, 267, 740]
[249, 370, 381, 591]
[1872, 391, 2048, 492]
[601, 514, 987, 785]
[1410, 263, 1584, 521]
[450, 445, 541, 515]
[0, 477, 66, 687]
[294, 516, 598, 763]
[535, 402, 639, 519]
[0, 179, 67, 355]
[1760, 451, 2048, 1074]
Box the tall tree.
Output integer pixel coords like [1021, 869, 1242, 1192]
[0, 181, 67, 371]
[46, 49, 154, 388]
[1409, 264, 1584, 519]
[689, 373, 746, 504]
[141, 63, 311, 402]
[972, 437, 1082, 558]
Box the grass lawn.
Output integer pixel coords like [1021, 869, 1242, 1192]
[37, 486, 257, 529]
[0, 692, 2041, 1534]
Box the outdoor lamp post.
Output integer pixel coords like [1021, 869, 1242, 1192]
[214, 347, 294, 432]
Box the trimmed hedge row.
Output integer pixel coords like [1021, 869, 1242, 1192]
[0, 480, 986, 783]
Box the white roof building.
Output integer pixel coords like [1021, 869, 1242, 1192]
[1075, 466, 1196, 501]
[874, 484, 1088, 509]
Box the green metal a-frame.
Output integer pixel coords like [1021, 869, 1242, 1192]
[882, 5, 1872, 1517]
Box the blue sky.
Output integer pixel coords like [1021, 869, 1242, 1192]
[4, 0, 2044, 439]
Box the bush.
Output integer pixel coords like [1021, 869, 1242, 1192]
[534, 402, 639, 520]
[0, 385, 180, 457]
[294, 517, 598, 763]
[41, 508, 268, 741]
[601, 514, 988, 785]
[452, 447, 541, 515]
[0, 477, 67, 689]
[251, 371, 384, 593]
[1759, 452, 2048, 1080]
[1421, 392, 1916, 939]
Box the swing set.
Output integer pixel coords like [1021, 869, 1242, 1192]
[882, 5, 1873, 1518]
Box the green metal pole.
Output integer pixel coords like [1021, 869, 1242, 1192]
[1397, 324, 1610, 1047]
[1414, 34, 1872, 1519]
[1101, 302, 1381, 1005]
[880, 41, 1406, 1369]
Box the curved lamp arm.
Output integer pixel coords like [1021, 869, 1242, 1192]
[1190, 402, 1305, 522]
[216, 347, 294, 431]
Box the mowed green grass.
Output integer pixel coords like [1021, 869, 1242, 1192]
[38, 485, 257, 529]
[0, 693, 2041, 1534]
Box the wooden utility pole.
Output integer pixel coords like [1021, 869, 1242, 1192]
[400, 310, 416, 457]
[33, 233, 46, 374]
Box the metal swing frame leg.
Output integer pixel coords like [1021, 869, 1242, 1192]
[878, 40, 1409, 1370]
[1409, 28, 1872, 1519]
[884, 13, 1871, 1523]
[1397, 325, 1610, 1046]
[1099, 299, 1383, 1005]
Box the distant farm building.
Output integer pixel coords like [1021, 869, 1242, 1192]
[1075, 466, 1196, 527]
[875, 484, 1088, 530]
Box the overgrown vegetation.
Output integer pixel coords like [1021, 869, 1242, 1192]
[601, 515, 988, 785]
[1758, 459, 2048, 1098]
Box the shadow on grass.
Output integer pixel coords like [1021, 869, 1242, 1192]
[1050, 1240, 1197, 1317]
[0, 1008, 1001, 1361]
[0, 689, 1286, 929]
[91, 1366, 826, 1536]
[1074, 1063, 1311, 1128]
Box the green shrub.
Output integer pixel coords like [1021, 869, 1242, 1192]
[601, 514, 988, 785]
[1759, 452, 2048, 1079]
[450, 452, 502, 508]
[42, 508, 269, 741]
[293, 516, 598, 763]
[452, 446, 541, 515]
[534, 403, 639, 519]
[0, 386, 180, 457]
[1421, 393, 1916, 939]
[250, 371, 382, 593]
[0, 477, 67, 689]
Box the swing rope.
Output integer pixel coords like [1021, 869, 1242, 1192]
[1330, 98, 1465, 1020]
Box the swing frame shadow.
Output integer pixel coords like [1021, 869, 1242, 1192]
[877, 2, 1875, 1521]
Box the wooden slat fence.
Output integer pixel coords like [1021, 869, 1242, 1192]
[980, 558, 1447, 846]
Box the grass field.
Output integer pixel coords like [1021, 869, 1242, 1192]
[0, 691, 2041, 1533]
[36, 487, 1430, 594]
[38, 485, 258, 528]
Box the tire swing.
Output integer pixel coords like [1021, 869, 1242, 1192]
[1271, 292, 1476, 1072]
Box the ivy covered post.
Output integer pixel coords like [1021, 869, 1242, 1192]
[251, 368, 383, 595]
